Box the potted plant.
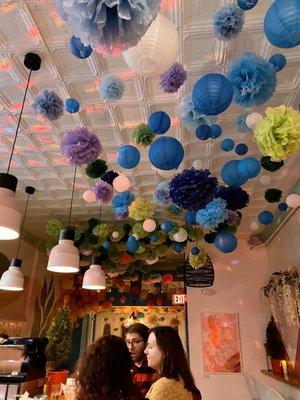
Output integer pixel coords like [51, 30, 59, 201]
[45, 306, 72, 394]
[265, 318, 286, 377]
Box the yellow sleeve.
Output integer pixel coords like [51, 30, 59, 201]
[146, 378, 176, 400]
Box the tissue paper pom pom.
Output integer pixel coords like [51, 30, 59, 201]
[235, 112, 251, 133]
[264, 188, 282, 203]
[55, 0, 160, 55]
[159, 62, 187, 93]
[167, 204, 182, 216]
[115, 210, 129, 221]
[132, 222, 148, 239]
[93, 180, 113, 204]
[216, 186, 250, 210]
[92, 223, 109, 238]
[128, 198, 154, 221]
[213, 4, 245, 41]
[100, 75, 125, 102]
[85, 159, 108, 179]
[112, 191, 135, 214]
[46, 219, 61, 238]
[169, 168, 218, 212]
[101, 170, 119, 186]
[33, 90, 64, 121]
[188, 248, 208, 269]
[133, 123, 155, 147]
[196, 198, 229, 229]
[260, 156, 284, 172]
[254, 106, 300, 161]
[227, 53, 277, 108]
[61, 127, 101, 166]
[153, 181, 171, 205]
[176, 94, 213, 131]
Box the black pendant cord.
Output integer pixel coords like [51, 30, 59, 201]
[16, 194, 30, 258]
[98, 205, 102, 241]
[67, 166, 77, 228]
[6, 69, 32, 174]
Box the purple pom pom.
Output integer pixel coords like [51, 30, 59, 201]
[115, 210, 129, 220]
[216, 186, 250, 210]
[101, 170, 119, 186]
[33, 90, 64, 121]
[61, 127, 102, 166]
[160, 62, 187, 93]
[93, 180, 113, 204]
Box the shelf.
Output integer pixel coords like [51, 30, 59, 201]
[261, 370, 300, 389]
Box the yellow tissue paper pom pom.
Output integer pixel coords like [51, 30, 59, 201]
[188, 248, 208, 269]
[128, 198, 154, 221]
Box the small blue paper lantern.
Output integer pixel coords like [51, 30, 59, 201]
[117, 145, 140, 169]
[278, 202, 288, 211]
[148, 111, 171, 134]
[264, 0, 300, 49]
[269, 54, 287, 72]
[211, 124, 222, 139]
[148, 137, 184, 170]
[237, 0, 258, 10]
[214, 231, 237, 253]
[258, 211, 274, 225]
[196, 124, 212, 140]
[221, 160, 248, 188]
[191, 247, 200, 255]
[70, 36, 93, 59]
[235, 143, 248, 156]
[64, 98, 80, 114]
[221, 138, 234, 152]
[238, 157, 261, 179]
[150, 234, 158, 244]
[102, 240, 111, 250]
[173, 242, 185, 253]
[185, 211, 197, 225]
[161, 220, 173, 233]
[126, 236, 139, 253]
[192, 73, 233, 116]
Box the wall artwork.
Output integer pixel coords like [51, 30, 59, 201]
[201, 313, 242, 373]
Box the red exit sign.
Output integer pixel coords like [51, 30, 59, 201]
[172, 294, 187, 305]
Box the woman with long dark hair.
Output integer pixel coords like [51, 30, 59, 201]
[144, 326, 201, 400]
[76, 335, 142, 400]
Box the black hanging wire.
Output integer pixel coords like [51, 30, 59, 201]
[97, 204, 102, 242]
[16, 187, 35, 257]
[67, 166, 77, 228]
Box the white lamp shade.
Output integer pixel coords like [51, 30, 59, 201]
[173, 228, 188, 242]
[0, 259, 23, 291]
[47, 229, 79, 273]
[143, 219, 156, 232]
[122, 14, 179, 75]
[286, 194, 300, 208]
[82, 261, 106, 290]
[0, 187, 21, 240]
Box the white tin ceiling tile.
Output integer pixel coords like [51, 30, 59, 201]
[114, 104, 145, 126]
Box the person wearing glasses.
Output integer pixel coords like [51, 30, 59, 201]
[125, 323, 155, 397]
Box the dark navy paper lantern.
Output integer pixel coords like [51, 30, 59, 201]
[237, 0, 258, 10]
[278, 202, 288, 211]
[238, 157, 261, 179]
[235, 143, 248, 156]
[269, 54, 287, 72]
[221, 138, 234, 152]
[150, 234, 158, 244]
[173, 242, 185, 253]
[126, 236, 139, 253]
[221, 160, 248, 187]
[191, 247, 200, 256]
[192, 73, 233, 116]
[161, 220, 173, 233]
[258, 210, 274, 225]
[149, 136, 184, 170]
[196, 124, 211, 140]
[214, 231, 237, 253]
[211, 124, 222, 139]
[264, 0, 300, 49]
[117, 145, 140, 169]
[64, 98, 80, 113]
[70, 35, 93, 59]
[148, 111, 171, 134]
[185, 211, 197, 225]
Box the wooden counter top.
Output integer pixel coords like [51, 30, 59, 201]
[261, 370, 300, 389]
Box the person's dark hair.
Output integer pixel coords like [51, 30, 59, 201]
[76, 335, 140, 400]
[0, 333, 9, 339]
[125, 323, 149, 342]
[150, 326, 197, 392]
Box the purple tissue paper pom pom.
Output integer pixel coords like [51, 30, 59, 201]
[93, 180, 113, 204]
[61, 127, 101, 166]
[213, 4, 245, 41]
[33, 90, 64, 121]
[101, 170, 119, 186]
[160, 63, 187, 93]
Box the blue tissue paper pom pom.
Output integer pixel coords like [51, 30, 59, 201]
[176, 94, 213, 131]
[269, 54, 287, 72]
[211, 124, 222, 139]
[148, 111, 171, 134]
[196, 124, 212, 140]
[112, 191, 135, 214]
[69, 35, 92, 59]
[153, 181, 171, 206]
[100, 75, 125, 102]
[213, 4, 245, 41]
[65, 98, 80, 113]
[196, 198, 229, 229]
[221, 138, 234, 152]
[33, 90, 64, 121]
[235, 143, 248, 156]
[235, 112, 251, 133]
[258, 211, 274, 225]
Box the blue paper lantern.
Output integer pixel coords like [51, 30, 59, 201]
[237, 0, 258, 10]
[278, 202, 288, 211]
[185, 211, 197, 225]
[269, 54, 287, 72]
[221, 160, 248, 187]
[214, 231, 237, 253]
[161, 220, 173, 233]
[221, 138, 234, 152]
[148, 137, 184, 170]
[148, 111, 171, 134]
[238, 157, 261, 179]
[264, 0, 300, 49]
[235, 143, 248, 156]
[126, 236, 139, 253]
[191, 247, 200, 255]
[102, 240, 111, 250]
[117, 145, 140, 169]
[70, 35, 93, 59]
[211, 124, 222, 139]
[64, 98, 80, 113]
[173, 242, 185, 253]
[150, 234, 159, 244]
[196, 124, 212, 140]
[258, 211, 274, 225]
[192, 73, 233, 116]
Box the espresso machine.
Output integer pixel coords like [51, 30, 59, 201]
[0, 337, 48, 400]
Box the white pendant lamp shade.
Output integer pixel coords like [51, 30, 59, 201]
[82, 257, 106, 290]
[47, 228, 79, 273]
[0, 174, 21, 240]
[0, 259, 23, 291]
[122, 14, 179, 75]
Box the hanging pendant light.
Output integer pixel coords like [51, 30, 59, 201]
[0, 53, 41, 240]
[47, 168, 79, 273]
[0, 186, 35, 291]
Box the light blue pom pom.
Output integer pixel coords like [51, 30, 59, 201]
[100, 75, 125, 102]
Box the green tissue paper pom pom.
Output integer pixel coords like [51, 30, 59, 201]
[93, 223, 109, 238]
[46, 219, 61, 238]
[133, 123, 155, 147]
[85, 159, 108, 178]
[132, 222, 148, 239]
[260, 156, 284, 172]
[265, 188, 282, 203]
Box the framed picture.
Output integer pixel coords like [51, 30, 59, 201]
[201, 313, 242, 373]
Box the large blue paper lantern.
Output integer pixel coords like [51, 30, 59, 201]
[64, 98, 80, 113]
[214, 231, 237, 253]
[238, 157, 261, 179]
[237, 0, 258, 10]
[185, 211, 197, 225]
[264, 0, 300, 49]
[117, 145, 140, 169]
[221, 138, 234, 152]
[70, 36, 93, 59]
[148, 137, 184, 170]
[192, 73, 233, 116]
[211, 124, 222, 139]
[148, 111, 171, 134]
[269, 54, 287, 72]
[126, 236, 139, 253]
[196, 124, 211, 140]
[161, 220, 173, 233]
[258, 211, 274, 225]
[221, 160, 248, 187]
